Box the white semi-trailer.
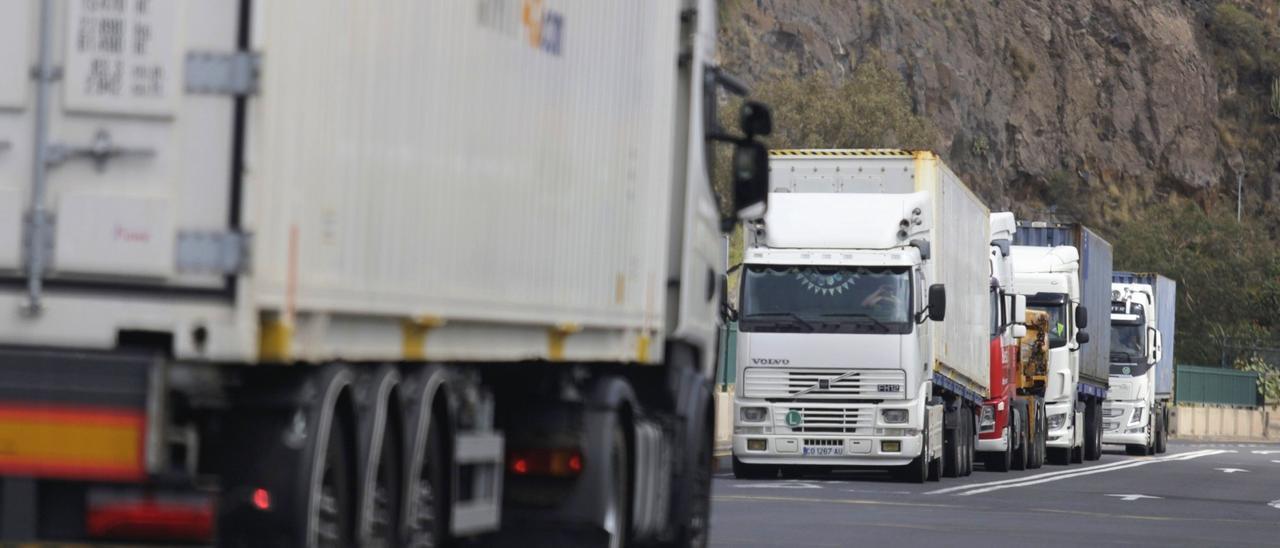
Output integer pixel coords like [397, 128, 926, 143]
[731, 149, 990, 483]
[0, 1, 771, 546]
[1011, 222, 1113, 465]
[1105, 272, 1175, 455]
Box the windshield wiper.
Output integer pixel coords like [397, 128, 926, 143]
[743, 312, 816, 332]
[820, 313, 892, 333]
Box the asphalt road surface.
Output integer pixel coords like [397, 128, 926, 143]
[710, 442, 1280, 547]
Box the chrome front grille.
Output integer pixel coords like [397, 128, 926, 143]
[743, 368, 906, 400]
[774, 405, 873, 434]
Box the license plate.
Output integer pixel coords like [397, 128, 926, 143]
[802, 446, 843, 456]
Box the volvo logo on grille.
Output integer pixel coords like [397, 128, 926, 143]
[818, 378, 831, 390]
[752, 358, 789, 365]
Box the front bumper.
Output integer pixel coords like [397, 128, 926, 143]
[731, 400, 922, 467]
[1102, 400, 1148, 445]
[732, 432, 922, 467]
[976, 427, 1008, 453]
[1045, 400, 1074, 448]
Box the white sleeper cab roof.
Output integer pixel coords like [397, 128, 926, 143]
[762, 191, 930, 250]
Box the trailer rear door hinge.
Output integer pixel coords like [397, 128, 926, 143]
[185, 51, 260, 96]
[176, 230, 252, 275]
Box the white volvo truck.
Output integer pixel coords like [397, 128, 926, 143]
[0, 1, 770, 546]
[731, 149, 991, 483]
[1105, 273, 1175, 455]
[1010, 222, 1112, 465]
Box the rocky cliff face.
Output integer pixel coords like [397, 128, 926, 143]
[719, 0, 1277, 223]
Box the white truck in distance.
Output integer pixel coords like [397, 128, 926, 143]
[732, 149, 991, 483]
[1105, 273, 1175, 455]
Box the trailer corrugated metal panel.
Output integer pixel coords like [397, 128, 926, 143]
[1175, 365, 1259, 407]
[1014, 222, 1113, 388]
[1113, 272, 1177, 397]
[0, 1, 695, 365]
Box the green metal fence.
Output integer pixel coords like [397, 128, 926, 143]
[1175, 364, 1260, 407]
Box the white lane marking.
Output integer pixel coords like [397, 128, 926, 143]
[733, 481, 821, 489]
[1106, 494, 1162, 501]
[1272, 460, 1280, 464]
[950, 449, 1229, 496]
[1252, 450, 1280, 455]
[1215, 468, 1248, 474]
[923, 454, 1158, 495]
[1269, 499, 1280, 510]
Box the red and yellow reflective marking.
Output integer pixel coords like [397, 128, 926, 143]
[0, 405, 145, 481]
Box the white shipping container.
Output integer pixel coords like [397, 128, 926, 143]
[0, 0, 702, 365]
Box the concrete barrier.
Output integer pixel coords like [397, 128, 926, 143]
[1171, 404, 1274, 441]
[714, 386, 735, 455]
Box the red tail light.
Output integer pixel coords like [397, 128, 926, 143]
[86, 497, 214, 543]
[507, 448, 584, 477]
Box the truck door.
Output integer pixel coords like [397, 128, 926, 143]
[2, 0, 245, 302]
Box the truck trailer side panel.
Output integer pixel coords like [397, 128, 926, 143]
[1113, 272, 1176, 396]
[1013, 223, 1113, 387]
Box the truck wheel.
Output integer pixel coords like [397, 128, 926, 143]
[1146, 417, 1157, 456]
[1155, 411, 1168, 454]
[404, 409, 446, 548]
[943, 405, 960, 478]
[603, 425, 632, 548]
[984, 424, 1012, 472]
[1011, 407, 1028, 471]
[1084, 400, 1102, 461]
[316, 413, 356, 548]
[960, 411, 974, 477]
[895, 426, 930, 483]
[731, 456, 776, 479]
[367, 414, 403, 547]
[1028, 402, 1046, 469]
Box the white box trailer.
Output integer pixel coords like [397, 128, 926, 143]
[0, 1, 771, 545]
[732, 150, 989, 482]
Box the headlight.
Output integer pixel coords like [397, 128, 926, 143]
[1048, 413, 1066, 430]
[1129, 408, 1145, 425]
[979, 405, 996, 432]
[881, 409, 909, 424]
[740, 407, 768, 423]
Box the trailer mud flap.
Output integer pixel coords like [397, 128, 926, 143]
[0, 348, 154, 482]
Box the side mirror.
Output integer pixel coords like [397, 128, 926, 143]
[1075, 305, 1088, 329]
[1011, 324, 1027, 339]
[1014, 295, 1027, 325]
[1151, 328, 1163, 362]
[720, 301, 739, 323]
[927, 284, 946, 322]
[732, 141, 769, 220]
[740, 100, 773, 138]
[1076, 331, 1090, 345]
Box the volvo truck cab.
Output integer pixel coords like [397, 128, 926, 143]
[1105, 282, 1168, 454]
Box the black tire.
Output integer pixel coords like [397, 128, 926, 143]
[1155, 410, 1168, 454]
[1084, 400, 1103, 461]
[365, 416, 403, 547]
[1029, 404, 1046, 469]
[605, 425, 631, 548]
[1011, 407, 1028, 471]
[666, 415, 713, 548]
[895, 426, 930, 483]
[943, 405, 961, 478]
[404, 412, 446, 548]
[317, 414, 355, 548]
[1146, 418, 1157, 456]
[732, 456, 775, 480]
[960, 411, 974, 477]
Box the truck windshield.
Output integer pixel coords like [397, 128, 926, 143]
[1110, 321, 1145, 364]
[740, 265, 912, 334]
[1026, 298, 1068, 348]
